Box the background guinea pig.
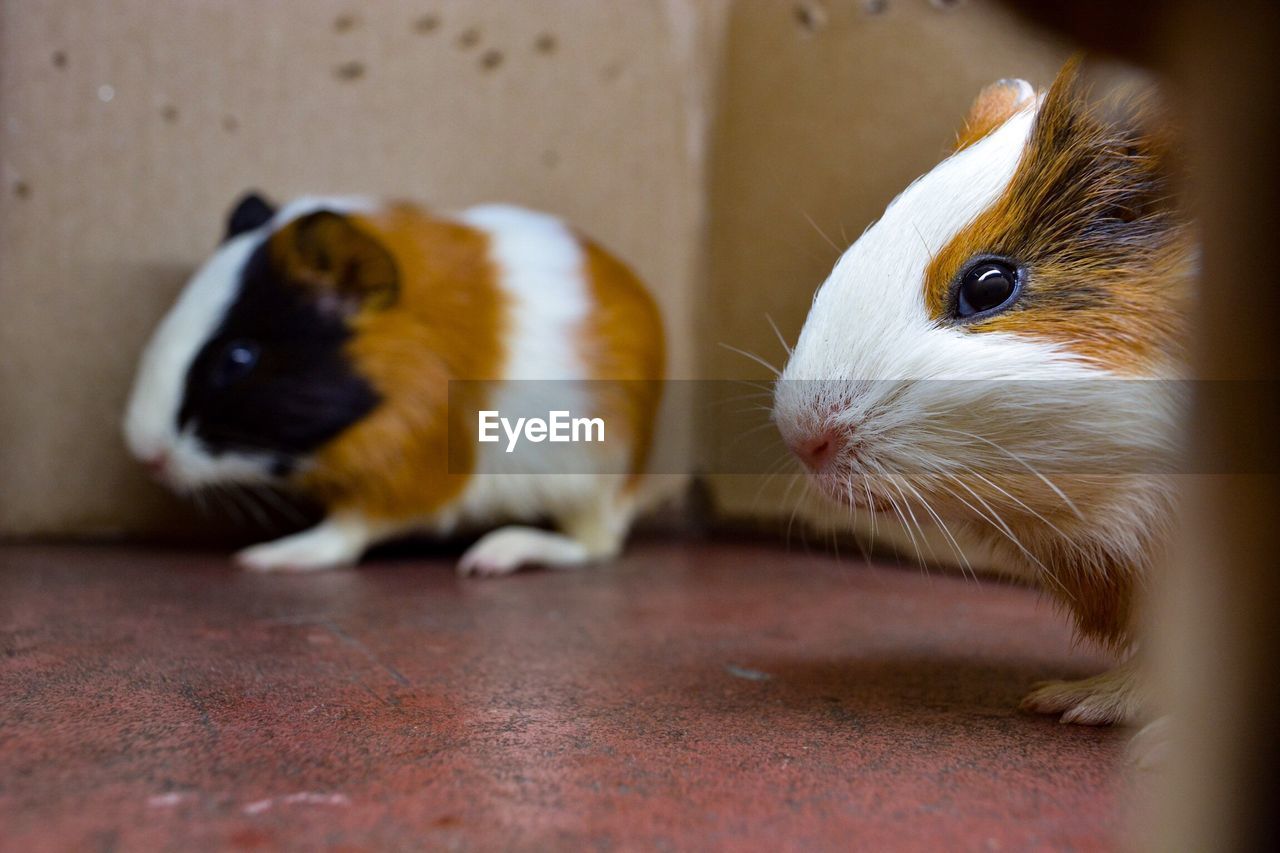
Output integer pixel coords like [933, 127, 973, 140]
[773, 60, 1193, 725]
[124, 194, 666, 575]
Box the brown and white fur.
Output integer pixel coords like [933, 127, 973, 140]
[125, 196, 666, 575]
[773, 61, 1192, 724]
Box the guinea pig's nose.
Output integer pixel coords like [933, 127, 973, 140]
[143, 452, 170, 478]
[789, 429, 841, 472]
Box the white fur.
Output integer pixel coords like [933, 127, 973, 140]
[123, 233, 258, 480]
[773, 83, 1182, 727]
[457, 204, 591, 382]
[237, 512, 375, 572]
[780, 102, 1091, 495]
[440, 205, 634, 535]
[126, 198, 645, 573]
[457, 527, 591, 576]
[272, 195, 376, 226]
[774, 97, 1177, 530]
[123, 197, 378, 491]
[779, 105, 1069, 388]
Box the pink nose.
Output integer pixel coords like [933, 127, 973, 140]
[143, 452, 170, 478]
[790, 430, 841, 471]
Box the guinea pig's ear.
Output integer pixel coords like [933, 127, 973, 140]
[225, 191, 278, 241]
[952, 78, 1036, 153]
[270, 211, 399, 314]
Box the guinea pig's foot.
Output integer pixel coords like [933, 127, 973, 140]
[458, 526, 590, 578]
[235, 519, 367, 573]
[1019, 659, 1144, 725]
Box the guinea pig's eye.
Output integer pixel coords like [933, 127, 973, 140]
[956, 259, 1022, 319]
[210, 339, 260, 388]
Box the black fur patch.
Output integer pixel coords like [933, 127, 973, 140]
[226, 192, 278, 241]
[178, 237, 380, 465]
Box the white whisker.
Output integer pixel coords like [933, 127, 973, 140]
[765, 313, 794, 357]
[718, 343, 782, 378]
[935, 426, 1082, 520]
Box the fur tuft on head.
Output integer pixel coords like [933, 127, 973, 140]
[953, 78, 1036, 152]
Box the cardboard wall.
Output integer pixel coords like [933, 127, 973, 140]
[1, 0, 1068, 547]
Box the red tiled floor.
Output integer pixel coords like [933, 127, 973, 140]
[0, 539, 1132, 850]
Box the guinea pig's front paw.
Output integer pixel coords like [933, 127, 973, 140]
[1019, 660, 1144, 725]
[457, 526, 591, 578]
[235, 522, 365, 573]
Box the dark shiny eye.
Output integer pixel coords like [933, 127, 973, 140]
[210, 339, 260, 388]
[956, 259, 1021, 319]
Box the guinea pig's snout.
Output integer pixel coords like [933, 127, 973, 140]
[787, 428, 843, 472]
[141, 451, 171, 480]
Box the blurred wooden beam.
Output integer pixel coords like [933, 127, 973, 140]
[997, 0, 1172, 65]
[1168, 3, 1280, 849]
[997, 1, 1280, 850]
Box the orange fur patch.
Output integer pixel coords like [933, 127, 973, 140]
[281, 204, 666, 520]
[579, 239, 666, 486]
[296, 204, 506, 521]
[925, 60, 1193, 374]
[925, 61, 1194, 651]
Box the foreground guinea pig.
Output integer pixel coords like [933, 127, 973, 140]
[125, 195, 665, 575]
[773, 61, 1191, 725]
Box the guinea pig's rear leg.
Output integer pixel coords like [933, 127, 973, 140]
[1019, 655, 1145, 725]
[457, 499, 632, 578]
[235, 511, 379, 573]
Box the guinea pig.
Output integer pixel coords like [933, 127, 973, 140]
[772, 60, 1192, 725]
[124, 194, 666, 575]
